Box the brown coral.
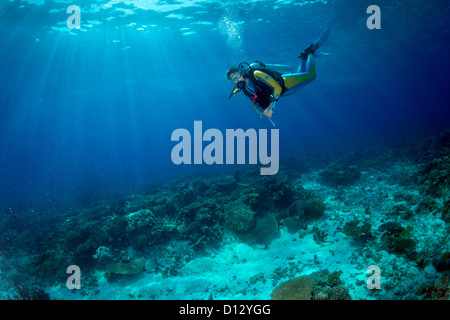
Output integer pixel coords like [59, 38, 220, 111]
[271, 274, 317, 300]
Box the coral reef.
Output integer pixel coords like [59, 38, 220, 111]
[1, 129, 450, 300]
[1, 162, 327, 294]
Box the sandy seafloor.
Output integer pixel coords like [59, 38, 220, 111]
[1, 131, 449, 300]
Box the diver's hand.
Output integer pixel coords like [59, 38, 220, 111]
[263, 108, 273, 118]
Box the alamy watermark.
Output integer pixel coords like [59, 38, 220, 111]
[66, 265, 81, 290]
[367, 5, 381, 29]
[65, 5, 380, 31]
[171, 121, 279, 175]
[366, 265, 381, 290]
[66, 5, 81, 30]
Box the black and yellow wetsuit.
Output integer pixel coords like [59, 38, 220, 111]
[241, 67, 285, 114]
[242, 55, 316, 115]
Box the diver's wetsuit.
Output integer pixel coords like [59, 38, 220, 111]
[241, 66, 285, 114]
[242, 55, 316, 114]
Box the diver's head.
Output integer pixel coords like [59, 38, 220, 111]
[227, 66, 247, 99]
[227, 70, 245, 88]
[227, 67, 245, 86]
[226, 66, 239, 80]
[230, 72, 244, 85]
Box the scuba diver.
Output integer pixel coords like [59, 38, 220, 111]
[227, 28, 329, 123]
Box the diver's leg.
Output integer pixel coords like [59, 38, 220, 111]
[282, 29, 328, 95]
[265, 64, 294, 74]
[297, 50, 314, 73]
[297, 59, 306, 73]
[282, 54, 316, 95]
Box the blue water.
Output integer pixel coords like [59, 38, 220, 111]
[1, 0, 449, 208]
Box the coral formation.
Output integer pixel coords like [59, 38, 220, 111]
[220, 200, 255, 232]
[378, 222, 417, 258]
[304, 197, 326, 218]
[312, 226, 328, 244]
[312, 270, 351, 300]
[270, 274, 317, 300]
[343, 219, 373, 242]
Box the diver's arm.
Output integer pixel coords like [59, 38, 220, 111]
[249, 100, 273, 118]
[253, 70, 282, 111]
[249, 100, 265, 116]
